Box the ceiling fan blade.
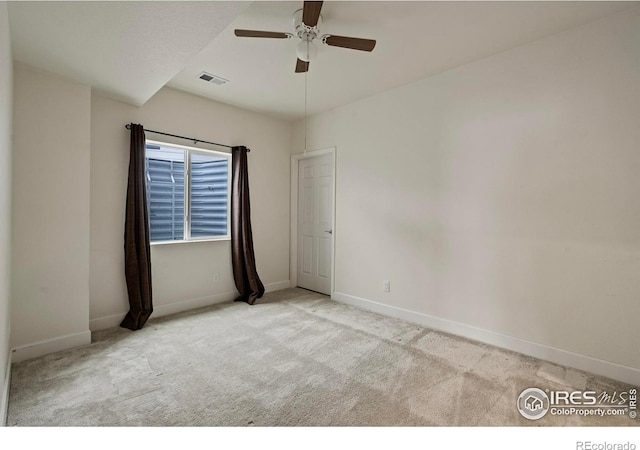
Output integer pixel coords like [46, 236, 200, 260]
[295, 58, 309, 73]
[323, 35, 376, 52]
[234, 29, 290, 39]
[302, 1, 323, 27]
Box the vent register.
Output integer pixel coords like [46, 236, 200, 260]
[198, 72, 229, 85]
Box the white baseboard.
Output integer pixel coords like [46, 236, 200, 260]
[332, 291, 640, 386]
[153, 291, 237, 320]
[265, 280, 292, 292]
[90, 280, 291, 331]
[11, 330, 92, 364]
[1, 351, 11, 427]
[89, 312, 127, 332]
[90, 291, 237, 331]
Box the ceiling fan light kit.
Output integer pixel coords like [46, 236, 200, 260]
[296, 40, 317, 63]
[293, 8, 320, 62]
[234, 1, 377, 73]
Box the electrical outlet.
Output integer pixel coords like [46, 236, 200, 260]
[383, 280, 390, 292]
[212, 273, 220, 282]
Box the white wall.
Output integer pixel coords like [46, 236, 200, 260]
[11, 63, 91, 356]
[0, 1, 13, 422]
[90, 88, 291, 329]
[292, 9, 640, 378]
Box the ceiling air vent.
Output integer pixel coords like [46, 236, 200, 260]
[198, 72, 228, 86]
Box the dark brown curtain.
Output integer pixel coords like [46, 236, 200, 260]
[231, 146, 265, 305]
[120, 124, 153, 330]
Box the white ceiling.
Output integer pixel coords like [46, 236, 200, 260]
[8, 1, 637, 119]
[8, 1, 250, 106]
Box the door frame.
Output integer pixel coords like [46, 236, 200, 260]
[290, 147, 337, 294]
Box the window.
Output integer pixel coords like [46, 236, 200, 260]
[145, 140, 230, 243]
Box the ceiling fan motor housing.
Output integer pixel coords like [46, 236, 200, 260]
[293, 8, 322, 42]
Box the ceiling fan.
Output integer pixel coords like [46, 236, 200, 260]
[234, 1, 376, 73]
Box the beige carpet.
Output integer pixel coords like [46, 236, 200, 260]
[7, 288, 637, 426]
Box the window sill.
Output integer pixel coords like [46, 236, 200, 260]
[151, 237, 231, 246]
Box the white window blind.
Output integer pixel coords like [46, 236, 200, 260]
[145, 142, 230, 243]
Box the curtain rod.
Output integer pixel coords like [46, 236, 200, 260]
[124, 124, 249, 152]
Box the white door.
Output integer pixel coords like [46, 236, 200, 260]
[297, 154, 334, 295]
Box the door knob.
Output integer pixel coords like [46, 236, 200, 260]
[324, 230, 333, 234]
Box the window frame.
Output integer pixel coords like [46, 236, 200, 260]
[146, 139, 232, 245]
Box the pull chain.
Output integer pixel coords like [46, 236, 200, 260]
[304, 44, 308, 155]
